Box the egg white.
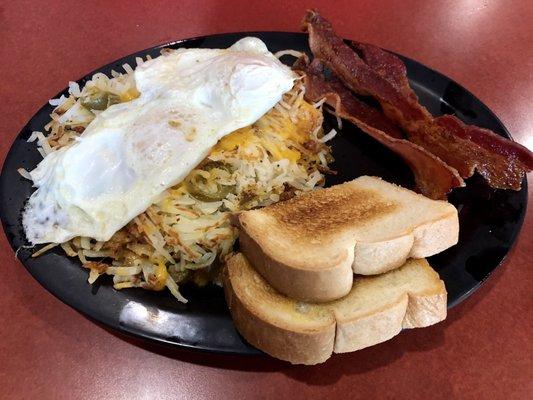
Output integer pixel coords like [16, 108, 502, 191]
[23, 37, 296, 244]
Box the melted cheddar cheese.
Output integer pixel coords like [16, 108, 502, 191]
[212, 99, 322, 163]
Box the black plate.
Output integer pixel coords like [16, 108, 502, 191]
[0, 32, 527, 355]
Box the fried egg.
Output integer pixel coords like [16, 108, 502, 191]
[23, 37, 296, 244]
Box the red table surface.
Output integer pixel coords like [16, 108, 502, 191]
[1, 1, 532, 399]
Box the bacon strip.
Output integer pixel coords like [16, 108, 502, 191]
[302, 10, 533, 190]
[412, 116, 530, 189]
[327, 94, 405, 139]
[352, 40, 533, 171]
[301, 10, 431, 123]
[296, 56, 404, 139]
[348, 41, 418, 101]
[295, 58, 463, 199]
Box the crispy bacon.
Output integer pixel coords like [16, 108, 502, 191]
[297, 55, 404, 139]
[302, 10, 533, 190]
[411, 116, 530, 189]
[348, 41, 417, 102]
[351, 40, 533, 172]
[326, 92, 405, 139]
[295, 58, 464, 199]
[302, 10, 431, 123]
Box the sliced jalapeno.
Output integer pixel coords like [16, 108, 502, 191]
[81, 91, 121, 111]
[186, 161, 235, 202]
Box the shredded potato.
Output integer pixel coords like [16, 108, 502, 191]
[28, 51, 334, 303]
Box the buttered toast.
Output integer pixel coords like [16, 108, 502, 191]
[223, 253, 447, 365]
[237, 176, 458, 302]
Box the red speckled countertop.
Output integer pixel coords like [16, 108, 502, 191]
[1, 1, 531, 399]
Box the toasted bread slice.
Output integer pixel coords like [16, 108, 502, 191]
[237, 176, 458, 302]
[224, 253, 447, 365]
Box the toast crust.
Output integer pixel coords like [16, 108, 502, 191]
[238, 176, 458, 302]
[223, 262, 336, 365]
[333, 275, 447, 353]
[224, 253, 447, 365]
[239, 229, 354, 302]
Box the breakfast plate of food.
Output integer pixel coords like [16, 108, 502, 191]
[1, 10, 531, 363]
